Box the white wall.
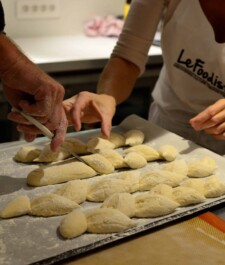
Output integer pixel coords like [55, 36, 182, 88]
[2, 0, 124, 38]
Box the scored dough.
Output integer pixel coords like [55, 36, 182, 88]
[123, 152, 147, 169]
[123, 144, 160, 161]
[27, 160, 97, 186]
[115, 170, 141, 193]
[64, 137, 88, 154]
[163, 159, 188, 176]
[149, 184, 174, 199]
[86, 137, 115, 153]
[158, 145, 178, 162]
[0, 195, 31, 219]
[14, 146, 41, 163]
[124, 129, 145, 146]
[97, 148, 126, 169]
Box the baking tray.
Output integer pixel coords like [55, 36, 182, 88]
[1, 114, 225, 265]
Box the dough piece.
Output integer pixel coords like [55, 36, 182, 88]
[149, 184, 174, 199]
[163, 159, 188, 176]
[172, 186, 206, 206]
[0, 195, 31, 219]
[81, 153, 114, 174]
[98, 149, 126, 169]
[158, 145, 178, 162]
[27, 160, 97, 187]
[59, 209, 87, 239]
[107, 132, 126, 148]
[124, 129, 145, 146]
[14, 146, 41, 163]
[53, 180, 88, 204]
[86, 178, 131, 202]
[30, 194, 80, 217]
[203, 176, 225, 198]
[139, 170, 186, 191]
[85, 208, 137, 233]
[64, 137, 88, 154]
[124, 152, 147, 169]
[34, 144, 70, 162]
[123, 144, 160, 161]
[86, 137, 115, 153]
[101, 193, 136, 217]
[181, 178, 205, 195]
[135, 193, 179, 218]
[116, 170, 141, 193]
[187, 156, 217, 178]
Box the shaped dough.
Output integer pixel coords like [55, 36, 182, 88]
[124, 152, 147, 169]
[116, 170, 141, 193]
[203, 176, 225, 198]
[149, 184, 174, 199]
[123, 144, 160, 161]
[124, 129, 145, 146]
[53, 180, 88, 204]
[158, 145, 178, 162]
[98, 148, 126, 169]
[27, 160, 97, 187]
[107, 132, 126, 148]
[30, 194, 80, 217]
[181, 178, 205, 195]
[14, 146, 41, 163]
[135, 193, 179, 218]
[85, 208, 137, 233]
[163, 159, 188, 176]
[59, 209, 87, 239]
[64, 137, 88, 154]
[101, 193, 136, 217]
[0, 195, 31, 219]
[87, 137, 115, 153]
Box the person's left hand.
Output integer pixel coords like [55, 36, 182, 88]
[190, 99, 225, 140]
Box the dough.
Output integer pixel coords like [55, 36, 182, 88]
[187, 156, 217, 178]
[86, 137, 115, 153]
[97, 148, 126, 169]
[149, 184, 174, 199]
[203, 176, 225, 198]
[0, 195, 31, 219]
[180, 178, 205, 195]
[116, 170, 141, 193]
[107, 132, 126, 148]
[123, 144, 160, 161]
[139, 170, 186, 191]
[59, 209, 87, 239]
[64, 137, 88, 154]
[14, 146, 41, 163]
[27, 160, 97, 187]
[172, 186, 206, 206]
[135, 193, 179, 218]
[81, 153, 114, 174]
[124, 129, 145, 146]
[30, 194, 80, 217]
[101, 193, 136, 217]
[124, 152, 147, 169]
[163, 159, 188, 176]
[158, 145, 178, 162]
[85, 208, 137, 233]
[53, 180, 88, 204]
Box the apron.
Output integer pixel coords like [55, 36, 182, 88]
[149, 0, 225, 154]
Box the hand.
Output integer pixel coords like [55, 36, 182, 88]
[190, 99, 225, 140]
[63, 91, 116, 137]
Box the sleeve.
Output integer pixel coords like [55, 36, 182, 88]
[111, 0, 165, 75]
[0, 1, 5, 32]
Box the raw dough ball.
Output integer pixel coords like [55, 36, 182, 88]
[172, 186, 206, 206]
[59, 209, 87, 239]
[187, 156, 217, 178]
[64, 137, 88, 154]
[97, 149, 126, 169]
[14, 146, 41, 163]
[53, 180, 88, 204]
[149, 184, 174, 199]
[123, 144, 160, 161]
[30, 194, 80, 217]
[85, 208, 137, 233]
[107, 132, 126, 148]
[116, 170, 141, 193]
[124, 152, 147, 169]
[124, 129, 145, 146]
[180, 178, 205, 195]
[163, 159, 188, 176]
[27, 160, 97, 187]
[81, 153, 114, 174]
[203, 176, 225, 198]
[135, 193, 179, 218]
[139, 170, 186, 191]
[101, 193, 136, 217]
[0, 195, 31, 219]
[87, 137, 115, 153]
[158, 145, 178, 161]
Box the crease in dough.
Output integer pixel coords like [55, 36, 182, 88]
[97, 148, 126, 169]
[123, 144, 160, 161]
[14, 146, 41, 163]
[116, 170, 141, 193]
[123, 151, 147, 169]
[86, 137, 115, 153]
[64, 137, 88, 154]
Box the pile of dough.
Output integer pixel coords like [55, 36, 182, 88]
[124, 129, 145, 146]
[64, 137, 88, 154]
[27, 160, 97, 186]
[163, 159, 188, 176]
[203, 176, 225, 198]
[86, 137, 115, 153]
[53, 180, 88, 204]
[123, 144, 160, 161]
[30, 194, 80, 217]
[101, 193, 136, 217]
[14, 146, 41, 163]
[139, 170, 186, 191]
[85, 208, 137, 233]
[123, 152, 147, 169]
[172, 186, 206, 206]
[116, 170, 141, 193]
[149, 184, 174, 199]
[59, 209, 87, 239]
[158, 145, 178, 162]
[81, 153, 114, 174]
[187, 156, 217, 178]
[135, 193, 179, 218]
[0, 195, 31, 219]
[97, 148, 126, 169]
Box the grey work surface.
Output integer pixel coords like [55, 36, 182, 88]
[1, 115, 225, 265]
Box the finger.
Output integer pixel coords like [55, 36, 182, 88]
[23, 132, 37, 142]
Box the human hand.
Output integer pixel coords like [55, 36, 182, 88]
[63, 91, 116, 137]
[190, 99, 225, 140]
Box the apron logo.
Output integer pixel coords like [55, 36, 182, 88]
[174, 49, 225, 95]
